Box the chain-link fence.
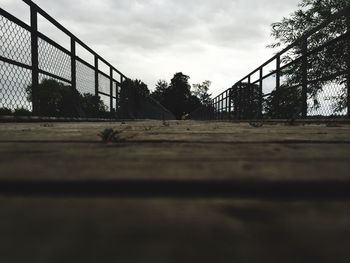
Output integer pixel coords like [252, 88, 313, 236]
[0, 0, 174, 120]
[190, 7, 350, 121]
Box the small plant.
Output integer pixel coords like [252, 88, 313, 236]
[249, 121, 264, 128]
[98, 128, 122, 143]
[40, 123, 54, 128]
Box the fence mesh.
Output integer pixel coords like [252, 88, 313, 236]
[190, 8, 350, 121]
[0, 15, 31, 66]
[38, 38, 71, 81]
[0, 4, 174, 120]
[0, 61, 32, 111]
[76, 60, 95, 95]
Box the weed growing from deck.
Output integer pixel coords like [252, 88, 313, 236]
[98, 128, 122, 143]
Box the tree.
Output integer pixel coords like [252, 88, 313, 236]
[26, 79, 108, 118]
[150, 73, 213, 119]
[119, 78, 152, 118]
[151, 80, 169, 102]
[192, 80, 212, 106]
[167, 72, 192, 119]
[267, 0, 349, 116]
[231, 83, 262, 119]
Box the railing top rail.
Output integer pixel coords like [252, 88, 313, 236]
[209, 6, 350, 102]
[22, 0, 127, 79]
[235, 6, 350, 85]
[0, 7, 31, 31]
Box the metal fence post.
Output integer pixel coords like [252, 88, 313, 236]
[233, 84, 238, 119]
[110, 68, 113, 114]
[276, 55, 281, 118]
[70, 38, 76, 91]
[30, 5, 39, 115]
[259, 67, 263, 118]
[247, 76, 251, 120]
[118, 75, 123, 112]
[212, 98, 215, 119]
[228, 89, 232, 120]
[94, 56, 99, 97]
[220, 95, 223, 120]
[301, 38, 308, 118]
[347, 16, 350, 118]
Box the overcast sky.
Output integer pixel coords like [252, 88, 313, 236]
[1, 0, 301, 96]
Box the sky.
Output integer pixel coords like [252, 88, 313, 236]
[1, 0, 301, 97]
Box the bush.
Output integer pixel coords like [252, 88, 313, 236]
[26, 79, 109, 118]
[79, 93, 108, 118]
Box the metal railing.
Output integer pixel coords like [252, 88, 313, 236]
[0, 0, 174, 120]
[190, 7, 350, 121]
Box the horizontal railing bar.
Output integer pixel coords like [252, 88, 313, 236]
[37, 32, 71, 56]
[235, 7, 350, 87]
[279, 32, 350, 73]
[113, 79, 121, 86]
[262, 93, 272, 98]
[97, 69, 111, 80]
[237, 57, 277, 84]
[0, 8, 31, 31]
[0, 55, 32, 70]
[39, 69, 72, 84]
[305, 32, 349, 57]
[22, 0, 128, 79]
[251, 79, 260, 85]
[75, 56, 95, 70]
[261, 70, 277, 81]
[75, 57, 120, 84]
[307, 70, 346, 85]
[98, 91, 116, 99]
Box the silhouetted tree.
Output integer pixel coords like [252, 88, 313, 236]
[193, 80, 212, 106]
[267, 0, 349, 116]
[151, 80, 169, 103]
[264, 86, 302, 119]
[26, 79, 107, 117]
[119, 78, 151, 118]
[231, 83, 261, 119]
[150, 72, 210, 119]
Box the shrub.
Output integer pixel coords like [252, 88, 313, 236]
[26, 79, 109, 118]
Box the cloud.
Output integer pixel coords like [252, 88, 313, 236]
[1, 0, 301, 96]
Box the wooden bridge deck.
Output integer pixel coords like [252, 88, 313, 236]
[0, 120, 350, 262]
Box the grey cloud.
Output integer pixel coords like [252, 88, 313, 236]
[1, 0, 301, 96]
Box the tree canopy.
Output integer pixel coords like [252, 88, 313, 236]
[267, 0, 349, 117]
[193, 80, 212, 107]
[26, 79, 108, 118]
[150, 72, 212, 119]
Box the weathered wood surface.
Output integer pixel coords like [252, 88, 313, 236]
[0, 121, 349, 263]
